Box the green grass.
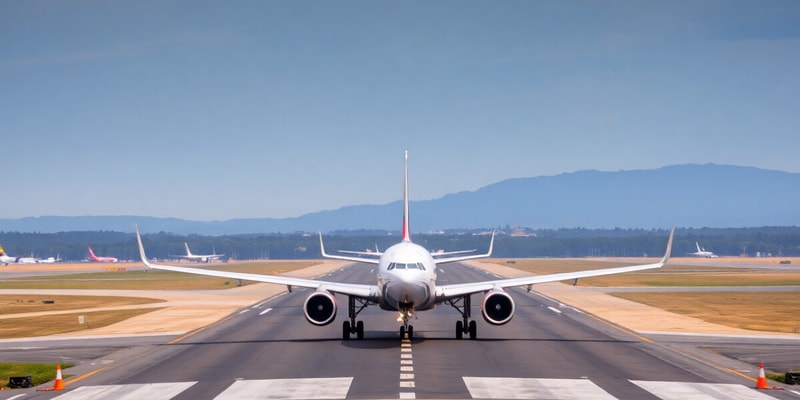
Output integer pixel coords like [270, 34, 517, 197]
[0, 362, 73, 389]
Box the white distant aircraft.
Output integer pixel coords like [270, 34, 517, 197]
[690, 242, 718, 258]
[0, 244, 15, 265]
[88, 246, 119, 263]
[135, 151, 674, 340]
[178, 243, 224, 263]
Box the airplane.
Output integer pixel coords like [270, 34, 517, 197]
[88, 246, 119, 263]
[135, 151, 674, 340]
[690, 242, 718, 258]
[0, 244, 18, 265]
[177, 242, 224, 263]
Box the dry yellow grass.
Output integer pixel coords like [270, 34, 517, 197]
[0, 308, 164, 338]
[0, 295, 163, 315]
[489, 259, 800, 287]
[612, 292, 800, 334]
[0, 260, 318, 290]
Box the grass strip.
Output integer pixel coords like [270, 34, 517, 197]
[0, 362, 73, 390]
[0, 308, 164, 339]
[611, 291, 800, 334]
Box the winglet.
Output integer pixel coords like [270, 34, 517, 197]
[134, 224, 152, 268]
[659, 226, 675, 265]
[319, 232, 331, 258]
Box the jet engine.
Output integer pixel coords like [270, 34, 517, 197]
[303, 290, 337, 326]
[481, 289, 515, 325]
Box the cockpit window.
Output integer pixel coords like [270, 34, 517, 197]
[388, 262, 427, 271]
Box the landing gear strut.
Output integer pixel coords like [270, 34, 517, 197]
[342, 296, 370, 340]
[398, 309, 414, 340]
[446, 295, 477, 340]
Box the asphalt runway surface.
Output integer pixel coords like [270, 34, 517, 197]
[2, 262, 799, 399]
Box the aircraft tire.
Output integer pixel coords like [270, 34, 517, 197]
[407, 325, 414, 340]
[469, 320, 477, 340]
[356, 321, 364, 340]
[456, 320, 463, 340]
[342, 321, 351, 340]
[400, 325, 406, 339]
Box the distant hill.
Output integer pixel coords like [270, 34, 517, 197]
[2, 164, 799, 235]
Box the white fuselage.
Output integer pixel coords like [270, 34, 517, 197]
[376, 241, 438, 311]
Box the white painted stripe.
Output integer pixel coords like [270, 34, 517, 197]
[253, 301, 268, 308]
[401, 366, 414, 372]
[53, 382, 196, 400]
[547, 306, 563, 314]
[399, 381, 416, 388]
[238, 309, 250, 315]
[401, 353, 413, 359]
[399, 392, 416, 399]
[401, 347, 412, 352]
[463, 377, 616, 400]
[790, 390, 800, 396]
[7, 394, 28, 400]
[400, 373, 415, 380]
[631, 381, 780, 400]
[401, 360, 413, 365]
[214, 377, 352, 400]
[259, 307, 273, 316]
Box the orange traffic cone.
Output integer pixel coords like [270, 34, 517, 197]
[37, 364, 65, 391]
[756, 362, 768, 389]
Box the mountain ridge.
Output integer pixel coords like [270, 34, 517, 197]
[2, 164, 798, 235]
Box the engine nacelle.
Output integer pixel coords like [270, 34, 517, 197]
[481, 289, 515, 325]
[303, 290, 337, 326]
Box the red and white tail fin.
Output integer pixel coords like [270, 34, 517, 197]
[88, 246, 97, 260]
[401, 151, 411, 242]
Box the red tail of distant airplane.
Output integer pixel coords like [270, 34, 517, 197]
[88, 246, 118, 263]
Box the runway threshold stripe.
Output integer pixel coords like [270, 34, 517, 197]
[463, 377, 616, 400]
[52, 382, 196, 400]
[213, 377, 353, 400]
[630, 381, 779, 400]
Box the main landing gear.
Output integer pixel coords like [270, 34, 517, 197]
[342, 296, 370, 340]
[446, 295, 477, 340]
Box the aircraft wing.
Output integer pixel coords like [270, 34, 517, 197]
[432, 232, 495, 265]
[136, 225, 379, 299]
[435, 227, 674, 300]
[318, 233, 381, 265]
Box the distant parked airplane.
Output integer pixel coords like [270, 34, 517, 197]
[178, 242, 224, 263]
[0, 245, 17, 265]
[690, 242, 718, 258]
[88, 246, 118, 263]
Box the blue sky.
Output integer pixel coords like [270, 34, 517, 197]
[2, 1, 798, 221]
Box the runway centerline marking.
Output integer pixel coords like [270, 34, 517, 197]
[399, 337, 416, 399]
[259, 307, 273, 316]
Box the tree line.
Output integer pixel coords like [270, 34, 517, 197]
[1, 227, 799, 261]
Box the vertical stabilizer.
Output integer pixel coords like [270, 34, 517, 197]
[401, 151, 411, 242]
[88, 246, 96, 258]
[696, 242, 702, 252]
[184, 242, 194, 256]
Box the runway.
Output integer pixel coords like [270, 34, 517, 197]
[2, 262, 798, 399]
